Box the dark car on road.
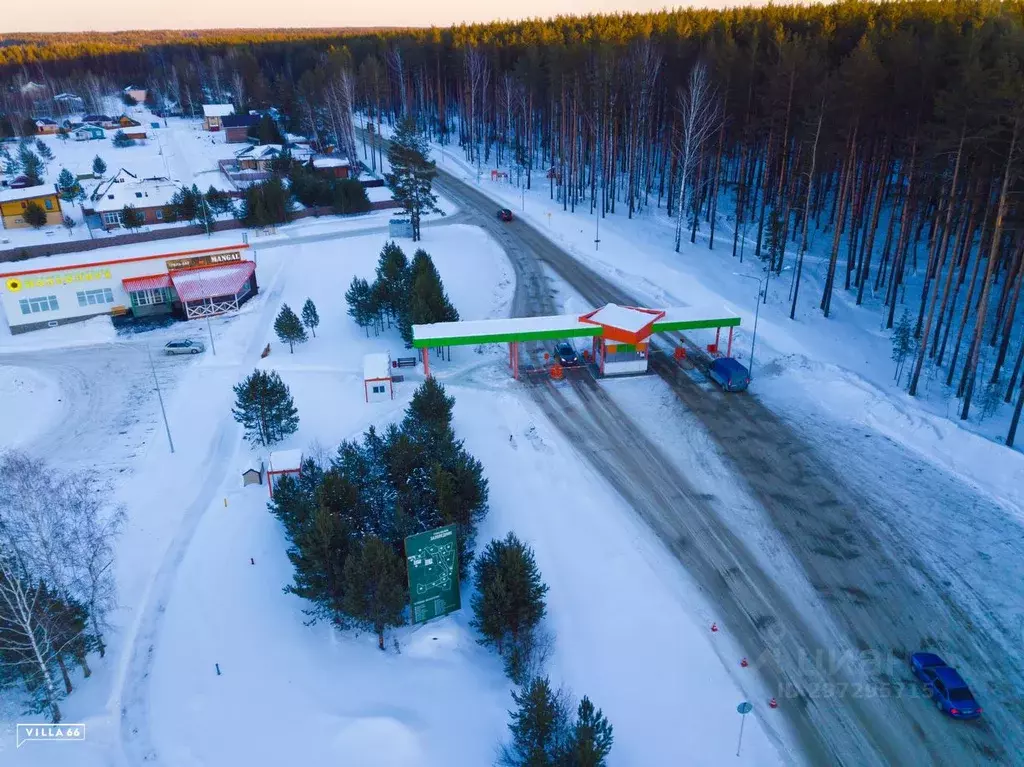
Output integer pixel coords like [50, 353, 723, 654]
[497, 208, 514, 222]
[911, 652, 982, 719]
[708, 357, 750, 392]
[554, 342, 580, 366]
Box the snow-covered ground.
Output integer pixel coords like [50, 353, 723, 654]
[2, 220, 782, 765]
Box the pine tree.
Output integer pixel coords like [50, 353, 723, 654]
[242, 177, 291, 227]
[563, 697, 614, 767]
[286, 504, 352, 623]
[120, 204, 144, 231]
[112, 129, 134, 148]
[205, 185, 234, 217]
[373, 241, 410, 325]
[274, 304, 308, 353]
[402, 377, 456, 449]
[231, 369, 299, 446]
[34, 139, 53, 161]
[19, 149, 43, 185]
[891, 308, 916, 385]
[345, 276, 374, 336]
[385, 117, 443, 241]
[341, 535, 407, 650]
[301, 298, 320, 338]
[56, 168, 83, 203]
[498, 677, 570, 767]
[471, 532, 548, 656]
[22, 201, 48, 228]
[92, 156, 106, 176]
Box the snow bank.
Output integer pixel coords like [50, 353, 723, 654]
[0, 365, 62, 447]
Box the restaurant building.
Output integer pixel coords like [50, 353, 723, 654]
[0, 243, 257, 334]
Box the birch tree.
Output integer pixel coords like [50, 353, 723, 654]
[674, 62, 720, 252]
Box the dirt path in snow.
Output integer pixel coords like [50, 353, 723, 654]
[434, 169, 1023, 766]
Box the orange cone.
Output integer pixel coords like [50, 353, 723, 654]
[740, 658, 749, 668]
[769, 697, 778, 709]
[710, 622, 718, 633]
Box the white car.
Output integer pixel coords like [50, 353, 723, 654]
[164, 339, 205, 355]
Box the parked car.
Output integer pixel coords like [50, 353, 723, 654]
[554, 341, 580, 366]
[497, 208, 514, 222]
[910, 652, 982, 719]
[708, 357, 750, 392]
[165, 339, 205, 355]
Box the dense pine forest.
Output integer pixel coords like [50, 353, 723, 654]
[4, 1, 1024, 441]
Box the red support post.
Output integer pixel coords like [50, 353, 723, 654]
[727, 327, 734, 357]
[512, 341, 519, 379]
[715, 327, 721, 348]
[422, 348, 431, 378]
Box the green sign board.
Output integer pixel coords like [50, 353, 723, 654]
[405, 524, 461, 624]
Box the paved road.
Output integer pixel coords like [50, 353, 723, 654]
[432, 165, 1024, 766]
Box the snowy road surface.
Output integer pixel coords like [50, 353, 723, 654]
[432, 165, 1024, 765]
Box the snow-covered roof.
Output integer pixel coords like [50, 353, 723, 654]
[0, 185, 56, 204]
[411, 304, 743, 349]
[581, 304, 662, 334]
[170, 261, 256, 302]
[35, 118, 58, 126]
[236, 143, 312, 162]
[312, 156, 350, 169]
[363, 352, 392, 381]
[269, 449, 303, 473]
[92, 177, 182, 213]
[54, 92, 82, 101]
[241, 457, 264, 474]
[202, 104, 235, 118]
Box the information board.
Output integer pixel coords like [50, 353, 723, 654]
[405, 524, 460, 624]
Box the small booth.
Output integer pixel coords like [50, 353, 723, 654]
[579, 304, 662, 376]
[267, 449, 302, 498]
[241, 458, 264, 487]
[364, 352, 394, 403]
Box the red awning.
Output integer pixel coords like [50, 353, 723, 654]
[122, 274, 172, 292]
[170, 261, 256, 303]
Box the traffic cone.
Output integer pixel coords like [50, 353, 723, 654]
[769, 697, 778, 709]
[710, 622, 718, 633]
[740, 658, 749, 668]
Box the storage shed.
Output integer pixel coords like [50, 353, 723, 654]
[364, 353, 394, 403]
[267, 449, 302, 498]
[241, 459, 264, 487]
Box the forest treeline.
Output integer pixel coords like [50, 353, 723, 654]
[4, 1, 1024, 440]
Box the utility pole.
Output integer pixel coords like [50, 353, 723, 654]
[147, 344, 174, 453]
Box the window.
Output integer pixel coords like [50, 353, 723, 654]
[44, 199, 53, 210]
[155, 209, 163, 220]
[20, 201, 26, 209]
[132, 288, 166, 307]
[102, 211, 121, 226]
[236, 278, 251, 300]
[18, 295, 59, 315]
[76, 288, 114, 307]
[372, 385, 385, 394]
[135, 192, 143, 198]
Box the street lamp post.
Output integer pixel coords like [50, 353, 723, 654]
[733, 272, 763, 378]
[145, 344, 175, 453]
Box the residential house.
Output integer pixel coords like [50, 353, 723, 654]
[19, 81, 47, 97]
[235, 143, 312, 172]
[123, 86, 147, 104]
[53, 93, 85, 113]
[117, 114, 142, 128]
[83, 114, 116, 129]
[221, 114, 259, 143]
[87, 169, 182, 229]
[311, 156, 352, 180]
[34, 118, 59, 135]
[202, 104, 235, 131]
[122, 129, 148, 142]
[0, 186, 63, 229]
[71, 125, 105, 141]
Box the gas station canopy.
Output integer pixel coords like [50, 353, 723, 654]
[411, 303, 741, 349]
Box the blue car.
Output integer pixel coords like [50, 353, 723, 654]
[708, 357, 750, 392]
[910, 652, 982, 719]
[554, 342, 580, 366]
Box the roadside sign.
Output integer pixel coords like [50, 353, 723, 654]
[736, 701, 753, 756]
[405, 524, 460, 624]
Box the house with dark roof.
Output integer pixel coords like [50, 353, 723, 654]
[222, 114, 259, 143]
[34, 118, 59, 134]
[83, 115, 116, 129]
